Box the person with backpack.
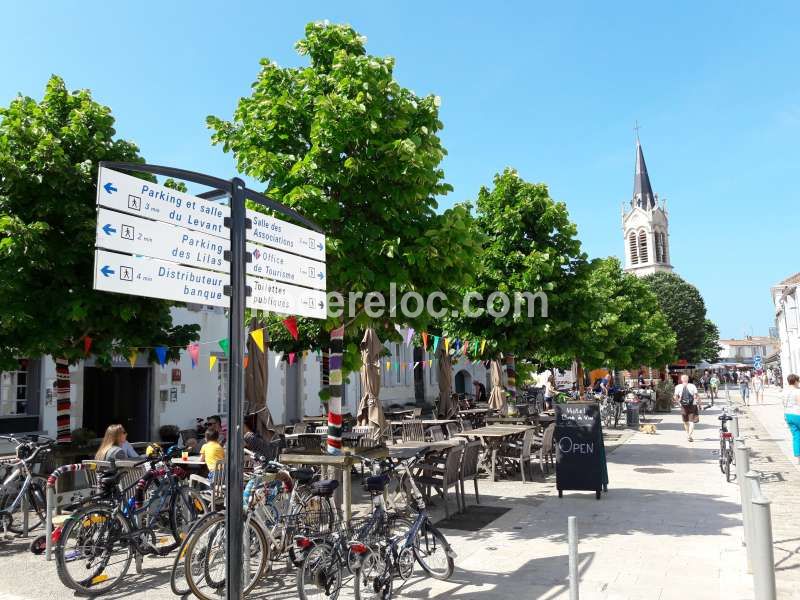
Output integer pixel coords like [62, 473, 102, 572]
[674, 374, 700, 442]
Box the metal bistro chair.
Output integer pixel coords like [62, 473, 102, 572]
[293, 423, 309, 434]
[460, 440, 482, 508]
[314, 426, 328, 435]
[538, 423, 556, 475]
[459, 419, 473, 432]
[445, 422, 460, 439]
[417, 445, 465, 518]
[401, 420, 425, 443]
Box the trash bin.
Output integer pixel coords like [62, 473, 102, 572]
[626, 401, 641, 427]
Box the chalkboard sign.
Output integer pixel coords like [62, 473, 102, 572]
[555, 403, 608, 499]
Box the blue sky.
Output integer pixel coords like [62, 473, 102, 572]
[2, 1, 798, 339]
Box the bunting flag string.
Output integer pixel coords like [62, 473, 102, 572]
[327, 326, 345, 455]
[404, 327, 415, 346]
[218, 338, 230, 356]
[187, 343, 199, 369]
[250, 329, 265, 353]
[282, 316, 299, 340]
[422, 331, 429, 351]
[155, 346, 168, 367]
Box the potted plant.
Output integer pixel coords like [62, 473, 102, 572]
[655, 379, 675, 412]
[158, 424, 180, 444]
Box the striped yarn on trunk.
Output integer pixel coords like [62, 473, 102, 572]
[327, 326, 344, 454]
[55, 358, 71, 443]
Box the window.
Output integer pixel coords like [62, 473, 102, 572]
[0, 360, 28, 416]
[628, 232, 639, 265]
[660, 232, 668, 263]
[216, 356, 229, 415]
[638, 231, 649, 263]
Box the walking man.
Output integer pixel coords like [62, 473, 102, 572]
[674, 374, 700, 442]
[709, 373, 720, 406]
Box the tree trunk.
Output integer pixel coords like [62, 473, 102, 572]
[55, 358, 71, 443]
[576, 359, 585, 395]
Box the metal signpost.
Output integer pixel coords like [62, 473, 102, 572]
[92, 163, 326, 599]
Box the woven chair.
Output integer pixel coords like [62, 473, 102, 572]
[401, 420, 425, 442]
[460, 440, 482, 507]
[500, 428, 537, 483]
[538, 423, 556, 474]
[427, 427, 445, 442]
[416, 445, 465, 518]
[445, 422, 460, 439]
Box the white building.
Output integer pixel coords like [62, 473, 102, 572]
[772, 272, 800, 384]
[0, 306, 489, 439]
[717, 336, 780, 369]
[622, 139, 673, 277]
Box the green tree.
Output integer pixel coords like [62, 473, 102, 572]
[643, 272, 712, 363]
[0, 76, 199, 372]
[699, 319, 722, 362]
[444, 169, 585, 359]
[208, 22, 479, 359]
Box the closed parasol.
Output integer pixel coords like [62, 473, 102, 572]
[487, 359, 506, 413]
[356, 328, 386, 440]
[437, 343, 456, 419]
[245, 318, 273, 436]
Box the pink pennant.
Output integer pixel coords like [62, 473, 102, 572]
[187, 343, 200, 369]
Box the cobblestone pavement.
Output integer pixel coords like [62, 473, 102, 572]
[0, 405, 754, 600]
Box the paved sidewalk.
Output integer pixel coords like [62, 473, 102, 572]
[736, 386, 800, 599]
[0, 406, 752, 600]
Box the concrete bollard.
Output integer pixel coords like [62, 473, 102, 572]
[734, 441, 752, 566]
[744, 469, 762, 573]
[568, 516, 579, 600]
[730, 416, 740, 439]
[748, 477, 777, 600]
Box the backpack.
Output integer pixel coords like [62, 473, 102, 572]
[679, 384, 694, 406]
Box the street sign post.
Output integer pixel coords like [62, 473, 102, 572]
[92, 162, 326, 600]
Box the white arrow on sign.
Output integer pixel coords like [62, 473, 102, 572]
[95, 208, 326, 290]
[93, 249, 327, 319]
[97, 167, 326, 261]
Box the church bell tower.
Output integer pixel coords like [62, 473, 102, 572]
[622, 136, 673, 276]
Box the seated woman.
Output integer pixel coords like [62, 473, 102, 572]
[200, 429, 225, 480]
[95, 424, 131, 462]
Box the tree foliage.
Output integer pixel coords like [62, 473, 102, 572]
[699, 318, 722, 363]
[642, 272, 713, 363]
[208, 22, 479, 359]
[0, 76, 199, 369]
[444, 169, 585, 358]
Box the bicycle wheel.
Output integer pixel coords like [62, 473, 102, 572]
[7, 475, 47, 534]
[297, 541, 343, 600]
[718, 442, 726, 474]
[165, 486, 205, 554]
[725, 454, 732, 482]
[288, 496, 336, 567]
[55, 504, 133, 595]
[412, 522, 454, 580]
[170, 506, 215, 596]
[185, 511, 268, 600]
[354, 548, 393, 600]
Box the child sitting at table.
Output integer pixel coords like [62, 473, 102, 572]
[200, 429, 224, 480]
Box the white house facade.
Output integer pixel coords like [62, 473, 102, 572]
[772, 272, 800, 385]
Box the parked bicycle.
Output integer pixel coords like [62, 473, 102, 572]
[0, 434, 53, 536]
[718, 410, 736, 482]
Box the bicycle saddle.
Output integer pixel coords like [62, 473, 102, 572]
[289, 468, 315, 484]
[363, 475, 387, 493]
[718, 415, 734, 422]
[310, 479, 339, 497]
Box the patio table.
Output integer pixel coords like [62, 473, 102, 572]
[455, 424, 534, 481]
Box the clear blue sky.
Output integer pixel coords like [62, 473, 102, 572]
[2, 1, 798, 339]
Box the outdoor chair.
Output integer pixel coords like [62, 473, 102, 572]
[427, 426, 445, 442]
[293, 423, 308, 434]
[401, 420, 425, 443]
[314, 426, 328, 435]
[410, 407, 423, 419]
[460, 419, 473, 432]
[499, 428, 537, 483]
[538, 423, 556, 474]
[517, 404, 530, 418]
[416, 445, 465, 518]
[297, 433, 323, 454]
[180, 428, 197, 446]
[460, 440, 482, 507]
[445, 422, 460, 438]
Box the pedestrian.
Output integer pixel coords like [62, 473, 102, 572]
[543, 374, 556, 410]
[709, 373, 720, 406]
[784, 374, 800, 466]
[732, 370, 739, 385]
[753, 372, 765, 404]
[674, 374, 700, 442]
[739, 371, 751, 405]
[638, 371, 645, 387]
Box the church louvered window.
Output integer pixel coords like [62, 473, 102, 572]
[629, 232, 639, 265]
[638, 231, 648, 263]
[660, 232, 668, 263]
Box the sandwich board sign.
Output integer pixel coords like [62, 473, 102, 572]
[554, 403, 609, 499]
[93, 167, 328, 318]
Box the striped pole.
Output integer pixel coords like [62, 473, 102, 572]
[55, 358, 71, 443]
[327, 326, 344, 454]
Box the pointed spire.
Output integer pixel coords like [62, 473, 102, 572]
[633, 140, 656, 210]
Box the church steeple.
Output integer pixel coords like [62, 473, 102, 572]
[622, 130, 673, 276]
[633, 140, 656, 210]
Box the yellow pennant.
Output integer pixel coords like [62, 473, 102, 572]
[480, 339, 487, 354]
[444, 338, 450, 353]
[209, 355, 217, 371]
[386, 361, 391, 370]
[128, 350, 138, 368]
[250, 328, 265, 353]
